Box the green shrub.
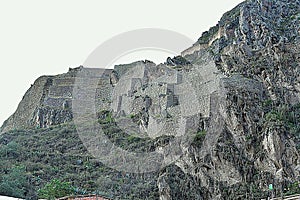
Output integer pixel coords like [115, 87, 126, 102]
[265, 111, 282, 122]
[284, 182, 300, 196]
[0, 166, 27, 198]
[192, 130, 207, 146]
[38, 179, 74, 200]
[0, 141, 22, 158]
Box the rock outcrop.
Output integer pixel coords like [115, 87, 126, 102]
[1, 0, 300, 199]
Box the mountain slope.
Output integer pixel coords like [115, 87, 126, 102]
[1, 0, 300, 199]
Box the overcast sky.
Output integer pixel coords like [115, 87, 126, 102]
[0, 0, 243, 126]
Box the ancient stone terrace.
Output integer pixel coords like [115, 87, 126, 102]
[44, 68, 113, 108]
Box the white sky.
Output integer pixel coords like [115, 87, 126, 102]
[0, 0, 243, 126]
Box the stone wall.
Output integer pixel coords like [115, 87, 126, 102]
[1, 67, 114, 131]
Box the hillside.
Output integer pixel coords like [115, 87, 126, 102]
[1, 0, 300, 199]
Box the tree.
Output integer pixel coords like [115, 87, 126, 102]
[38, 179, 74, 200]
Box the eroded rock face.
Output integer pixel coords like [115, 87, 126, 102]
[1, 0, 300, 199]
[171, 0, 300, 198]
[1, 76, 53, 132]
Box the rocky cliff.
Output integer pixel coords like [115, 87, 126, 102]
[1, 0, 300, 199]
